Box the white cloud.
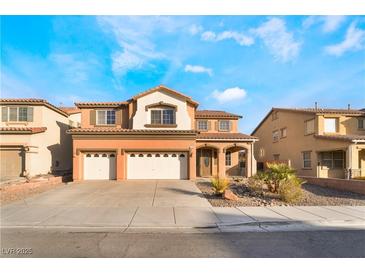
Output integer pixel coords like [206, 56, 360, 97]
[189, 24, 203, 35]
[252, 17, 301, 62]
[184, 64, 212, 76]
[97, 16, 186, 76]
[325, 22, 365, 56]
[201, 30, 254, 46]
[303, 16, 346, 33]
[212, 87, 247, 103]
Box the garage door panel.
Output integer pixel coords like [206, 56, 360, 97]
[84, 153, 116, 180]
[127, 152, 187, 180]
[0, 149, 24, 179]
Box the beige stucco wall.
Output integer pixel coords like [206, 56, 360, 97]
[253, 110, 354, 178]
[0, 105, 72, 177]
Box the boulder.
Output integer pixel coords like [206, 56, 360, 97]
[223, 189, 239, 201]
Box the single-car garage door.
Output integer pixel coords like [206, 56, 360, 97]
[127, 152, 188, 179]
[84, 152, 116, 180]
[0, 148, 24, 179]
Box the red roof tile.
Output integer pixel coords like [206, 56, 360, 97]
[59, 107, 81, 114]
[0, 98, 68, 117]
[0, 127, 47, 134]
[67, 128, 198, 135]
[74, 102, 129, 108]
[197, 132, 257, 140]
[196, 110, 242, 119]
[314, 134, 365, 142]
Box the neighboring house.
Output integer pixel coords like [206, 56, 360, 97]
[68, 85, 257, 181]
[0, 99, 78, 180]
[252, 107, 365, 179]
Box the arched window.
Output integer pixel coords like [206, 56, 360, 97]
[171, 154, 177, 157]
[155, 154, 160, 157]
[109, 154, 115, 158]
[179, 154, 185, 158]
[94, 154, 99, 157]
[138, 154, 144, 157]
[130, 154, 135, 157]
[86, 154, 91, 157]
[147, 154, 152, 157]
[102, 153, 107, 157]
[163, 154, 169, 157]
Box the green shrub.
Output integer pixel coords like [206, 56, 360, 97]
[278, 177, 303, 203]
[211, 177, 230, 194]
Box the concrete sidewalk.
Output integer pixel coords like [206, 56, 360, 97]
[1, 204, 364, 232]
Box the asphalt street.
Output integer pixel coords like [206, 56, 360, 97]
[1, 228, 364, 258]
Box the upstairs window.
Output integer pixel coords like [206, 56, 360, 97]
[304, 119, 315, 135]
[324, 118, 338, 133]
[280, 127, 287, 138]
[197, 120, 208, 131]
[272, 130, 279, 142]
[97, 110, 115, 125]
[272, 111, 278, 120]
[150, 109, 175, 125]
[219, 120, 230, 131]
[1, 106, 33, 122]
[358, 118, 365, 130]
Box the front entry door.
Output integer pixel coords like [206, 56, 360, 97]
[201, 149, 212, 177]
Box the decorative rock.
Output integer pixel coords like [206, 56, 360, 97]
[223, 189, 239, 201]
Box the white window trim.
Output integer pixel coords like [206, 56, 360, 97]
[219, 120, 230, 131]
[96, 109, 115, 125]
[150, 108, 176, 125]
[197, 120, 208, 131]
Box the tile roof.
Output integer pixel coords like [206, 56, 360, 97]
[0, 98, 68, 117]
[67, 128, 198, 135]
[0, 127, 47, 134]
[59, 107, 81, 114]
[273, 107, 365, 115]
[197, 132, 258, 140]
[196, 110, 242, 119]
[74, 102, 129, 108]
[314, 134, 365, 142]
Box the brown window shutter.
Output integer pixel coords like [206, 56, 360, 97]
[207, 120, 211, 130]
[229, 121, 232, 131]
[90, 110, 96, 125]
[115, 109, 121, 125]
[1, 107, 8, 122]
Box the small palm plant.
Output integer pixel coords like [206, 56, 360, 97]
[211, 176, 230, 194]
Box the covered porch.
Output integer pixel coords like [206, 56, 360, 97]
[195, 134, 257, 178]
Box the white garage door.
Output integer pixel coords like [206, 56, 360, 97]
[127, 152, 188, 179]
[84, 153, 116, 180]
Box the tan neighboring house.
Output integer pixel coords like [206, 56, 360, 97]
[252, 107, 365, 179]
[68, 85, 257, 181]
[0, 99, 79, 180]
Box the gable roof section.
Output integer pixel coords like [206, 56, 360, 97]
[132, 85, 199, 106]
[0, 127, 47, 134]
[0, 99, 69, 117]
[196, 110, 242, 119]
[59, 107, 81, 114]
[75, 101, 129, 108]
[252, 107, 365, 135]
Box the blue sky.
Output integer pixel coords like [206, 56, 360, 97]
[1, 16, 364, 133]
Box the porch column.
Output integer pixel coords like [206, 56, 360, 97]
[189, 147, 196, 180]
[246, 145, 252, 177]
[116, 149, 125, 181]
[347, 144, 358, 178]
[218, 148, 226, 178]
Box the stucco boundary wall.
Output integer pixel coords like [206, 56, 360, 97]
[301, 176, 365, 195]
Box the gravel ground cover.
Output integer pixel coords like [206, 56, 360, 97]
[196, 179, 365, 207]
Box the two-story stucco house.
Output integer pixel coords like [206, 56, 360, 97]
[68, 85, 257, 181]
[252, 107, 365, 179]
[0, 99, 79, 180]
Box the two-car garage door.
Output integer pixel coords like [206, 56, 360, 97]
[127, 152, 188, 179]
[83, 152, 188, 180]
